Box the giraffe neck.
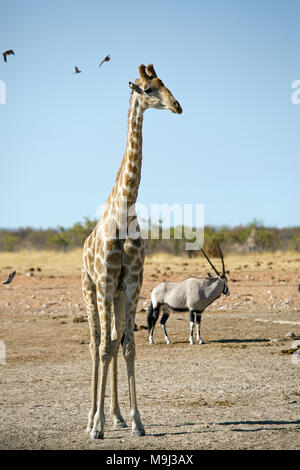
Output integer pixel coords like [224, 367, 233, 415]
[112, 93, 144, 208]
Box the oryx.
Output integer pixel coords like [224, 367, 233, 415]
[147, 243, 230, 345]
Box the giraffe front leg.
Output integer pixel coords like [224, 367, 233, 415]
[90, 295, 113, 440]
[86, 342, 100, 433]
[123, 292, 145, 437]
[110, 353, 128, 429]
[81, 270, 100, 434]
[90, 348, 109, 440]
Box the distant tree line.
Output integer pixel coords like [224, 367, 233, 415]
[0, 218, 299, 255]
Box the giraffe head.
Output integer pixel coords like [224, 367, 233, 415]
[129, 64, 182, 114]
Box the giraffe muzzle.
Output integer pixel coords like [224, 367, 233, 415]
[170, 99, 182, 114]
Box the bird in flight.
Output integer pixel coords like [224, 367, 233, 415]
[98, 54, 110, 68]
[3, 271, 16, 285]
[2, 50, 14, 62]
[73, 66, 81, 74]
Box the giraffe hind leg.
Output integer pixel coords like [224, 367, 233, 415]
[82, 270, 100, 433]
[110, 292, 127, 429]
[123, 286, 145, 437]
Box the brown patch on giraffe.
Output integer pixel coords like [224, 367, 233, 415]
[131, 140, 141, 152]
[95, 238, 104, 253]
[129, 150, 141, 162]
[98, 275, 113, 287]
[151, 77, 164, 88]
[96, 287, 103, 299]
[126, 151, 140, 164]
[103, 299, 111, 310]
[122, 188, 130, 198]
[105, 240, 122, 251]
[127, 273, 139, 284]
[132, 286, 141, 300]
[107, 264, 121, 273]
[95, 256, 104, 275]
[101, 208, 108, 221]
[130, 130, 140, 140]
[85, 236, 92, 248]
[83, 253, 90, 270]
[87, 251, 94, 265]
[130, 259, 142, 271]
[103, 221, 117, 238]
[98, 246, 105, 260]
[127, 162, 139, 174]
[124, 173, 137, 189]
[123, 237, 142, 254]
[106, 252, 122, 265]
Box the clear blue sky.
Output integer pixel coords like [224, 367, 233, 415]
[1, 0, 299, 229]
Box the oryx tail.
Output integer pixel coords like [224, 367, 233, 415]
[147, 302, 154, 333]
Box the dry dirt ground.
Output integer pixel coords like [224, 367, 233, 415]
[0, 250, 300, 450]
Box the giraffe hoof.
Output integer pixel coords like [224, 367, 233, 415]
[132, 427, 145, 437]
[113, 418, 128, 429]
[90, 430, 104, 439]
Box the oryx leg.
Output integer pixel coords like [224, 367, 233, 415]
[189, 310, 195, 345]
[196, 312, 203, 344]
[160, 306, 171, 344]
[148, 305, 160, 345]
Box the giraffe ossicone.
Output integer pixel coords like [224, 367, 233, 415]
[82, 63, 182, 439]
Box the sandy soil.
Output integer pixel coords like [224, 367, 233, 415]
[0, 251, 300, 450]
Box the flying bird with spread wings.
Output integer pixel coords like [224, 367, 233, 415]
[2, 49, 14, 62]
[3, 271, 16, 285]
[73, 66, 81, 74]
[98, 54, 110, 68]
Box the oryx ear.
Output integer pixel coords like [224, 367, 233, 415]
[207, 272, 214, 279]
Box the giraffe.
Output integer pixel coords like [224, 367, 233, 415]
[82, 63, 182, 440]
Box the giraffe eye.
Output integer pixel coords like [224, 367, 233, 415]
[144, 88, 153, 94]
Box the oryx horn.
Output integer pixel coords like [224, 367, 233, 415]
[216, 241, 225, 277]
[200, 247, 220, 277]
